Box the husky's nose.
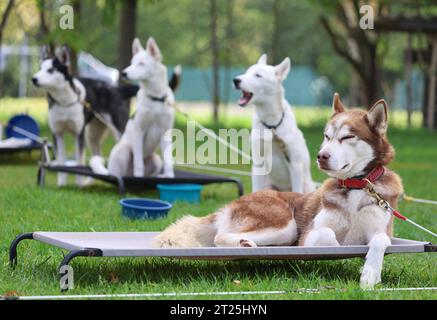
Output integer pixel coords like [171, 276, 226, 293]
[317, 152, 331, 161]
[233, 78, 241, 89]
[32, 77, 39, 86]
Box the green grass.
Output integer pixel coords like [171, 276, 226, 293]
[0, 98, 436, 300]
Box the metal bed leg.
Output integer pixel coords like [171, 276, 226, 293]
[232, 179, 245, 197]
[59, 248, 103, 292]
[9, 233, 34, 268]
[37, 166, 46, 187]
[425, 244, 437, 252]
[37, 140, 50, 188]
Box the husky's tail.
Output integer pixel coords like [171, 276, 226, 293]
[169, 65, 182, 92]
[152, 213, 217, 248]
[89, 156, 109, 175]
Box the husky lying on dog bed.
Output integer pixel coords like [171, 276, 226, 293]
[154, 94, 406, 289]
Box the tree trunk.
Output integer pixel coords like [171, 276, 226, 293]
[0, 0, 14, 48]
[0, 0, 15, 97]
[349, 70, 361, 106]
[222, 0, 235, 109]
[69, 0, 81, 77]
[405, 34, 413, 128]
[210, 0, 220, 123]
[36, 0, 54, 54]
[362, 46, 379, 107]
[271, 0, 281, 64]
[426, 37, 437, 130]
[118, 0, 137, 77]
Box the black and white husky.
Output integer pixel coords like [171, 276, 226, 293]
[32, 46, 138, 186]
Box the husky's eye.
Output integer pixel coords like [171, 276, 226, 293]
[255, 73, 262, 78]
[47, 68, 54, 74]
[340, 135, 356, 142]
[324, 134, 331, 141]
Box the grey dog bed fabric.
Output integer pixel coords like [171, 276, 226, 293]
[17, 232, 435, 260]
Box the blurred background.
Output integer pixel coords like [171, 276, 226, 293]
[1, 0, 437, 129]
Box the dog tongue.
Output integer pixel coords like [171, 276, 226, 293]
[239, 91, 252, 106]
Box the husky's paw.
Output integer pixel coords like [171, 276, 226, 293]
[240, 239, 257, 248]
[360, 265, 381, 289]
[158, 172, 175, 178]
[79, 177, 94, 187]
[133, 169, 144, 177]
[57, 175, 68, 187]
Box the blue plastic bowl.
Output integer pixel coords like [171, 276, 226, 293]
[119, 198, 172, 220]
[157, 184, 203, 204]
[6, 114, 40, 145]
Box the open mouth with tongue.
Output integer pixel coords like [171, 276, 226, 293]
[238, 91, 254, 107]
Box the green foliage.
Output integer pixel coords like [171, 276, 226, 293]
[2, 0, 437, 103]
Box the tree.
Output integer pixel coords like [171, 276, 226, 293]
[0, 0, 14, 49]
[222, 0, 235, 107]
[36, 0, 54, 53]
[118, 0, 137, 75]
[210, 0, 220, 123]
[70, 0, 81, 76]
[0, 0, 15, 97]
[270, 0, 281, 64]
[319, 0, 383, 108]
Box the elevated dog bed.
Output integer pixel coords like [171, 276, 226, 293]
[0, 115, 52, 156]
[9, 232, 436, 289]
[36, 143, 244, 196]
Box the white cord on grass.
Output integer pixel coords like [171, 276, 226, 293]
[4, 287, 437, 300]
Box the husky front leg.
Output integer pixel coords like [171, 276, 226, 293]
[252, 171, 269, 192]
[55, 134, 67, 186]
[159, 130, 174, 178]
[251, 132, 272, 192]
[303, 227, 340, 247]
[289, 162, 304, 193]
[360, 233, 391, 289]
[287, 144, 304, 193]
[132, 134, 145, 177]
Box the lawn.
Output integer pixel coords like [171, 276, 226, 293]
[0, 98, 436, 300]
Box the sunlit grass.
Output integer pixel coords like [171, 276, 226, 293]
[0, 98, 435, 300]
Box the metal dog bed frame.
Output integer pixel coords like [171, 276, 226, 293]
[0, 143, 46, 155]
[9, 232, 436, 289]
[36, 142, 244, 196]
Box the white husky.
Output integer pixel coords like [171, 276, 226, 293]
[234, 54, 315, 193]
[90, 37, 179, 178]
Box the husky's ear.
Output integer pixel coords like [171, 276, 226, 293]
[257, 54, 268, 65]
[332, 93, 345, 115]
[275, 57, 291, 81]
[56, 45, 71, 66]
[132, 38, 144, 55]
[146, 37, 162, 61]
[367, 100, 388, 134]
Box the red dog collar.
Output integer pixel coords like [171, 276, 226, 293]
[337, 166, 385, 190]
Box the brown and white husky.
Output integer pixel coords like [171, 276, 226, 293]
[153, 93, 404, 288]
